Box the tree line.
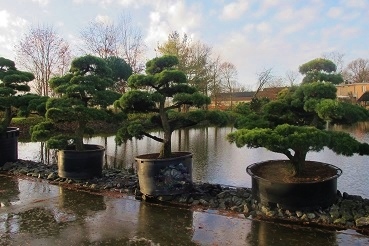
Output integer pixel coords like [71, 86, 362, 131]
[13, 15, 240, 100]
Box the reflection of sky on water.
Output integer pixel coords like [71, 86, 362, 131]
[19, 123, 369, 198]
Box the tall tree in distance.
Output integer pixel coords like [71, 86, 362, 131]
[15, 24, 72, 96]
[219, 61, 238, 109]
[157, 31, 213, 94]
[80, 14, 146, 73]
[342, 58, 369, 84]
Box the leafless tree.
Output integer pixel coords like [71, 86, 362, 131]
[322, 51, 345, 73]
[285, 70, 300, 86]
[15, 24, 72, 96]
[220, 61, 238, 109]
[342, 58, 369, 83]
[80, 14, 146, 73]
[80, 21, 119, 59]
[207, 55, 223, 109]
[253, 68, 273, 98]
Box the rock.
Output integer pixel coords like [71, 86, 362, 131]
[307, 213, 316, 219]
[296, 211, 303, 218]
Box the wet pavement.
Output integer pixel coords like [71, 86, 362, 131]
[1, 174, 369, 245]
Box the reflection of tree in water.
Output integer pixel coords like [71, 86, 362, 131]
[246, 220, 337, 246]
[0, 175, 20, 206]
[58, 187, 106, 217]
[137, 202, 196, 245]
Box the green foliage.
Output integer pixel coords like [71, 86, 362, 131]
[115, 55, 212, 158]
[299, 58, 337, 74]
[228, 124, 367, 176]
[0, 57, 36, 133]
[299, 58, 343, 84]
[30, 55, 119, 150]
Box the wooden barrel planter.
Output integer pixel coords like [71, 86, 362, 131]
[246, 160, 342, 210]
[0, 127, 19, 166]
[135, 152, 193, 196]
[57, 144, 105, 179]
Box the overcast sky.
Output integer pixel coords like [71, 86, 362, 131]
[1, 0, 369, 89]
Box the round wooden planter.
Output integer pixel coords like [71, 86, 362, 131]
[135, 152, 193, 196]
[0, 127, 19, 166]
[246, 160, 342, 210]
[57, 144, 105, 179]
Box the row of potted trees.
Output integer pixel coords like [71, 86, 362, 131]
[1, 55, 369, 211]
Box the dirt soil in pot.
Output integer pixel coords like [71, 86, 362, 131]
[251, 161, 338, 183]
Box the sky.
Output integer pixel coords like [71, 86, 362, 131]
[1, 0, 369, 89]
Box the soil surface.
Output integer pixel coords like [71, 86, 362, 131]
[250, 160, 340, 183]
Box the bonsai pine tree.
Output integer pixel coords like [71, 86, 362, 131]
[31, 55, 121, 151]
[0, 57, 35, 133]
[115, 55, 216, 158]
[228, 124, 369, 176]
[229, 58, 369, 177]
[299, 58, 343, 84]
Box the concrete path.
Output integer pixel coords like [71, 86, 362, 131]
[1, 174, 369, 246]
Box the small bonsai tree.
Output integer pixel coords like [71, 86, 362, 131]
[0, 57, 35, 133]
[228, 124, 369, 176]
[31, 55, 121, 150]
[115, 55, 227, 158]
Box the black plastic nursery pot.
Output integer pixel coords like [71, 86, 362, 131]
[57, 144, 105, 179]
[246, 160, 342, 210]
[135, 152, 193, 196]
[0, 127, 19, 166]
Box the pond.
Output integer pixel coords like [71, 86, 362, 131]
[18, 122, 369, 198]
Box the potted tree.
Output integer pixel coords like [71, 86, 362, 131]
[115, 55, 226, 196]
[31, 55, 121, 179]
[228, 58, 369, 210]
[0, 57, 35, 166]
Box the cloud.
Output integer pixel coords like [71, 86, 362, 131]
[31, 0, 49, 6]
[0, 10, 10, 28]
[95, 15, 113, 24]
[220, 0, 249, 20]
[144, 1, 203, 57]
[327, 7, 343, 19]
[0, 10, 28, 59]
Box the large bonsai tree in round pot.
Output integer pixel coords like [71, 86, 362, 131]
[229, 58, 369, 210]
[0, 57, 35, 166]
[31, 55, 121, 179]
[115, 55, 226, 196]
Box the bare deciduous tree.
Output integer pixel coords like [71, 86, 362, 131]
[285, 70, 300, 86]
[80, 21, 119, 59]
[220, 61, 238, 109]
[15, 25, 72, 96]
[80, 14, 146, 73]
[253, 68, 273, 98]
[322, 51, 345, 73]
[342, 58, 369, 84]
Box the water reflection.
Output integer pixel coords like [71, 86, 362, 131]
[246, 220, 337, 246]
[19, 123, 369, 198]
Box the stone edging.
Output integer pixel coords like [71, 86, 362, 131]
[1, 159, 369, 235]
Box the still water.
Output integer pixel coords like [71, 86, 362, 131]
[18, 123, 369, 198]
[1, 175, 368, 245]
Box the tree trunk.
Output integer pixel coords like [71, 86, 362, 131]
[75, 121, 86, 151]
[290, 150, 307, 176]
[159, 101, 172, 158]
[0, 107, 12, 131]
